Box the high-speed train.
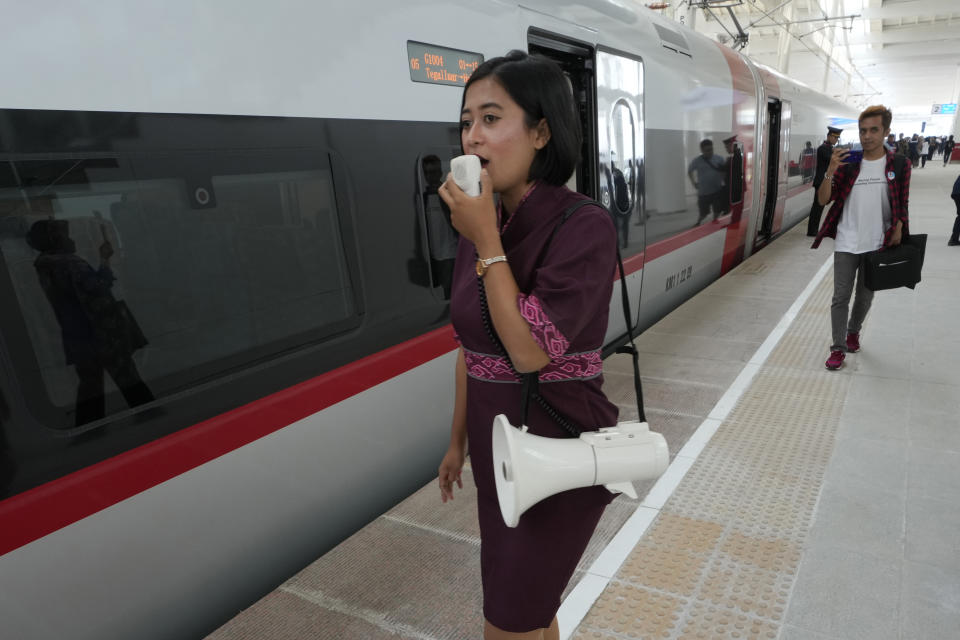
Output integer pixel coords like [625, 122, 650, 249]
[0, 1, 857, 638]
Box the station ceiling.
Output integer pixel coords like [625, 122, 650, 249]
[655, 0, 960, 116]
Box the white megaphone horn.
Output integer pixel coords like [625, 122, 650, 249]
[492, 414, 669, 528]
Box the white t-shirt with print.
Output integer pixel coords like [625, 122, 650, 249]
[835, 157, 891, 254]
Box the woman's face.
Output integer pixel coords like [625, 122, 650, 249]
[460, 76, 549, 200]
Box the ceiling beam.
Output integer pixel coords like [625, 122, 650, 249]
[860, 1, 960, 21]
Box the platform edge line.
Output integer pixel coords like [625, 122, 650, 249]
[556, 251, 834, 640]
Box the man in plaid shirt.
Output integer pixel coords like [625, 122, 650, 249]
[812, 105, 910, 370]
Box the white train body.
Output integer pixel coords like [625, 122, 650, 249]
[0, 2, 855, 638]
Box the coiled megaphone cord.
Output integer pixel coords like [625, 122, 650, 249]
[473, 197, 646, 437]
[476, 269, 582, 438]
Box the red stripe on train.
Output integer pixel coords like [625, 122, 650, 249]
[0, 200, 750, 555]
[0, 326, 459, 556]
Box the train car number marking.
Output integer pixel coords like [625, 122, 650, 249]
[665, 265, 693, 291]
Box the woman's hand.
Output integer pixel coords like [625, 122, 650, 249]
[438, 444, 465, 503]
[438, 168, 498, 248]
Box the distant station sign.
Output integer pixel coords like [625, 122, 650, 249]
[931, 103, 957, 115]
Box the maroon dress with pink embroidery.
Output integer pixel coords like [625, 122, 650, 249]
[450, 182, 619, 632]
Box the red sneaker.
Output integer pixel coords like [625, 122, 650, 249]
[825, 350, 845, 370]
[846, 332, 860, 353]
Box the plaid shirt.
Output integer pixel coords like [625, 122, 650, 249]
[811, 149, 910, 250]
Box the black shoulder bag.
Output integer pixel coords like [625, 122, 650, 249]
[863, 155, 927, 291]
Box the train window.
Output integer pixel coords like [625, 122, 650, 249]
[0, 116, 362, 430]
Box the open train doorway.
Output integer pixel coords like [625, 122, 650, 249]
[526, 28, 645, 346]
[528, 30, 598, 199]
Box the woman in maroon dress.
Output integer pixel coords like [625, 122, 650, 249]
[437, 51, 619, 640]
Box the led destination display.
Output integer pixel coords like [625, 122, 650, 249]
[408, 41, 483, 87]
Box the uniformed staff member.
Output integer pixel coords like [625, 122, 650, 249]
[807, 125, 842, 236]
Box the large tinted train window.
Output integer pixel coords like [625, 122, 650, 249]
[0, 110, 362, 430]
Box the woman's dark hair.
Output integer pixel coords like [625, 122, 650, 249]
[462, 50, 581, 185]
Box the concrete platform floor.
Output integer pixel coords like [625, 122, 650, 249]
[207, 163, 960, 640]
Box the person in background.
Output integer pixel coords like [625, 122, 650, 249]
[944, 135, 955, 166]
[908, 134, 919, 167]
[949, 173, 960, 247]
[723, 135, 744, 220]
[812, 105, 909, 371]
[920, 137, 930, 168]
[898, 134, 910, 157]
[807, 126, 842, 236]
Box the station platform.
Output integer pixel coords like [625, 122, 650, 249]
[207, 163, 960, 640]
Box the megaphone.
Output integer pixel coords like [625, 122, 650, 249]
[492, 414, 669, 528]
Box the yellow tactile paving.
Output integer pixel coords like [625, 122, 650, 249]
[580, 582, 685, 639]
[575, 272, 848, 639]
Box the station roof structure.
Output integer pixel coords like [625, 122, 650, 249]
[651, 0, 960, 117]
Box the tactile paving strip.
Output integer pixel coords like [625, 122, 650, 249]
[575, 272, 850, 639]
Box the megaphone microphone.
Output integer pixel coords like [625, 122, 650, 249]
[492, 414, 669, 528]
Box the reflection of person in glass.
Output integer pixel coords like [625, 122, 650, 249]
[723, 136, 744, 221]
[687, 139, 726, 224]
[609, 157, 631, 248]
[800, 141, 816, 183]
[422, 155, 459, 298]
[26, 219, 154, 427]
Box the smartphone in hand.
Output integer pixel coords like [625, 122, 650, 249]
[844, 144, 863, 164]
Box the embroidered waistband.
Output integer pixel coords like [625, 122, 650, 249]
[463, 348, 602, 383]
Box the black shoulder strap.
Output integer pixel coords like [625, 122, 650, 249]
[543, 199, 600, 248]
[483, 198, 647, 433]
[539, 198, 646, 423]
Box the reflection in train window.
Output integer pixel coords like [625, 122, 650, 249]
[414, 151, 460, 300]
[610, 100, 635, 216]
[1, 151, 361, 428]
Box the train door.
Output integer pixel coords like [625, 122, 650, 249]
[758, 98, 781, 240]
[776, 100, 792, 234]
[528, 31, 598, 198]
[757, 98, 792, 243]
[528, 32, 645, 344]
[596, 49, 644, 342]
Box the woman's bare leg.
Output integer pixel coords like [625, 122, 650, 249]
[484, 619, 545, 640]
[542, 617, 559, 640]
